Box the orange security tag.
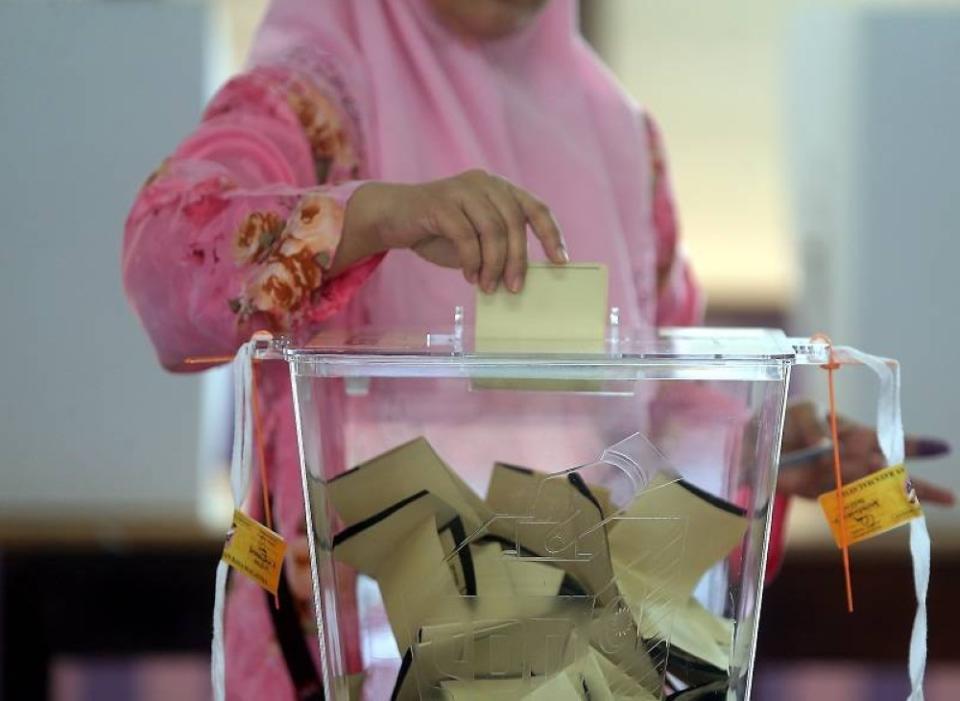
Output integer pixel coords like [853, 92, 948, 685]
[818, 465, 923, 548]
[222, 509, 287, 595]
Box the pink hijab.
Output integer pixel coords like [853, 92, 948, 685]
[250, 0, 657, 334]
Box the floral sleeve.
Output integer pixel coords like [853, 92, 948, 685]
[644, 113, 703, 327]
[122, 53, 380, 370]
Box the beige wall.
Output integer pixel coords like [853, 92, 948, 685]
[592, 0, 805, 311]
[217, 0, 268, 71]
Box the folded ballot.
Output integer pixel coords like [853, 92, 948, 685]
[608, 474, 747, 678]
[486, 462, 617, 605]
[325, 436, 746, 700]
[328, 437, 493, 533]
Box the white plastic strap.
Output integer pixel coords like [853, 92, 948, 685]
[837, 346, 929, 701]
[212, 342, 256, 701]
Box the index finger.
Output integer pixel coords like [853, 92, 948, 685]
[511, 187, 568, 265]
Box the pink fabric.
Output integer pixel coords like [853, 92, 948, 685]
[122, 2, 701, 698]
[250, 0, 699, 333]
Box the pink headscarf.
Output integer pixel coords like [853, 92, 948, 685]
[250, 0, 657, 334]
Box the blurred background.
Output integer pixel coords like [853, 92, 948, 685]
[1, 0, 958, 699]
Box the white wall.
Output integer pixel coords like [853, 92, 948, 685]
[0, 1, 213, 522]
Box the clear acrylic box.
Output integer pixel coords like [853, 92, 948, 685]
[279, 325, 829, 700]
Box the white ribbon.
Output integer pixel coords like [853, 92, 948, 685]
[836, 346, 929, 701]
[212, 341, 256, 701]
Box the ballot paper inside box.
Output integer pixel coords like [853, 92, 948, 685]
[278, 326, 814, 701]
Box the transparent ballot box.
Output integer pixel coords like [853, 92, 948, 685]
[283, 327, 826, 700]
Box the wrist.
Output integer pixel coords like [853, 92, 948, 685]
[328, 183, 389, 277]
[344, 182, 389, 255]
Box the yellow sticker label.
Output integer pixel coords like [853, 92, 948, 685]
[818, 464, 923, 548]
[221, 509, 287, 595]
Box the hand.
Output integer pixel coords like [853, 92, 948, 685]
[777, 402, 955, 505]
[335, 170, 568, 292]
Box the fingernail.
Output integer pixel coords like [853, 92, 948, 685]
[914, 438, 951, 458]
[467, 270, 478, 284]
[559, 246, 570, 263]
[508, 274, 523, 293]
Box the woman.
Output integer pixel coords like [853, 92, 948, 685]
[123, 0, 952, 697]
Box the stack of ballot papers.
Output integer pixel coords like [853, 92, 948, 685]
[321, 437, 749, 700]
